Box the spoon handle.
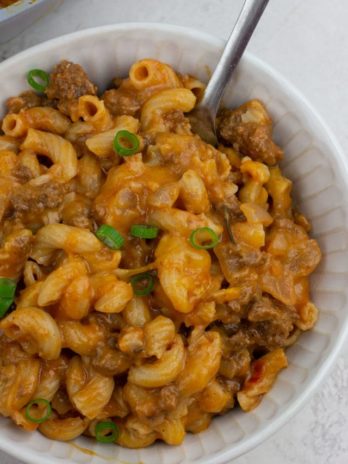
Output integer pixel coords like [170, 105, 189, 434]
[201, 0, 269, 115]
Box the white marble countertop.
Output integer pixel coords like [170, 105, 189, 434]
[0, 0, 348, 463]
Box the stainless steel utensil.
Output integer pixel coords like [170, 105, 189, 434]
[189, 0, 269, 144]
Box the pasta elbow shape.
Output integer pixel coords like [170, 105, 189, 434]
[185, 402, 212, 433]
[0, 306, 62, 360]
[58, 275, 92, 319]
[177, 331, 222, 396]
[66, 356, 87, 399]
[149, 207, 222, 237]
[34, 359, 67, 402]
[94, 280, 133, 313]
[128, 334, 185, 388]
[156, 418, 185, 446]
[237, 348, 288, 412]
[39, 416, 89, 441]
[118, 327, 144, 353]
[16, 281, 43, 309]
[143, 315, 175, 358]
[2, 113, 28, 137]
[198, 379, 232, 413]
[72, 374, 114, 420]
[2, 108, 70, 137]
[179, 170, 210, 214]
[141, 88, 196, 133]
[31, 224, 102, 265]
[155, 234, 211, 313]
[59, 321, 104, 356]
[117, 426, 157, 449]
[86, 115, 139, 158]
[0, 359, 40, 417]
[77, 95, 113, 131]
[130, 59, 181, 90]
[77, 152, 103, 198]
[21, 128, 77, 183]
[123, 296, 151, 327]
[296, 301, 318, 331]
[38, 259, 88, 306]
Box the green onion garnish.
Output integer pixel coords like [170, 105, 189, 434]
[113, 130, 140, 157]
[25, 398, 52, 424]
[189, 227, 220, 250]
[0, 298, 14, 318]
[27, 69, 50, 93]
[95, 421, 119, 443]
[130, 224, 159, 239]
[130, 272, 155, 296]
[96, 225, 125, 250]
[0, 278, 16, 318]
[0, 278, 16, 299]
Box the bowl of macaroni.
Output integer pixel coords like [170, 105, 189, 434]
[0, 23, 347, 464]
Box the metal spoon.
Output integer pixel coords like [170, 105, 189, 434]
[189, 0, 269, 145]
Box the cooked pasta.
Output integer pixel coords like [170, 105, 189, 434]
[0, 58, 321, 448]
[0, 0, 18, 7]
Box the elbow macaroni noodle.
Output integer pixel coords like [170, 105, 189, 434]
[0, 58, 321, 448]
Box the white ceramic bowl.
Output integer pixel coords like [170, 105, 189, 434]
[0, 0, 62, 44]
[0, 23, 348, 464]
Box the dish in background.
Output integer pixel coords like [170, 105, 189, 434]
[0, 23, 347, 464]
[0, 0, 62, 44]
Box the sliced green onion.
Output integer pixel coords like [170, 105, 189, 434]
[130, 272, 155, 296]
[95, 421, 119, 443]
[113, 130, 140, 157]
[130, 224, 159, 239]
[0, 278, 16, 318]
[189, 227, 220, 250]
[96, 225, 125, 250]
[0, 298, 13, 318]
[0, 278, 16, 299]
[25, 398, 52, 424]
[27, 69, 50, 93]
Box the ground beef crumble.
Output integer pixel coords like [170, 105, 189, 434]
[45, 60, 97, 115]
[217, 99, 283, 165]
